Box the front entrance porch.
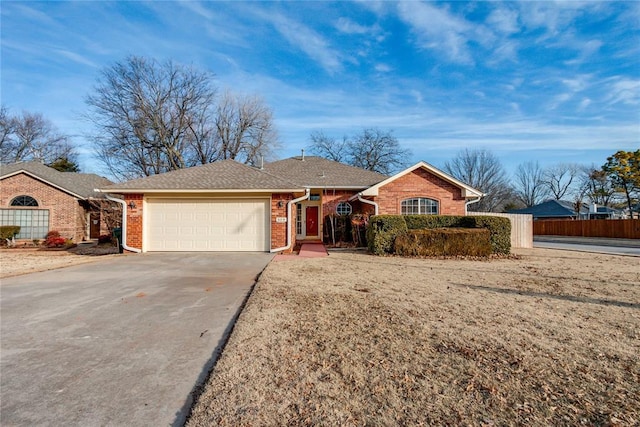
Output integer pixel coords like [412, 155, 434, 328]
[296, 200, 321, 241]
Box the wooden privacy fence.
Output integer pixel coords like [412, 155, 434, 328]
[469, 212, 533, 249]
[534, 219, 640, 239]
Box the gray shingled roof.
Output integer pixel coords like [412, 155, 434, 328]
[102, 159, 302, 191]
[508, 199, 588, 218]
[263, 156, 388, 188]
[0, 161, 113, 199]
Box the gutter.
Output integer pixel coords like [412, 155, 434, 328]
[464, 194, 484, 215]
[349, 192, 379, 216]
[270, 189, 310, 253]
[94, 190, 142, 253]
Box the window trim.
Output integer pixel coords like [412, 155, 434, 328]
[401, 197, 439, 215]
[10, 195, 39, 207]
[336, 202, 352, 216]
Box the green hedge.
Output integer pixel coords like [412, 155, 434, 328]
[395, 228, 492, 257]
[366, 215, 408, 255]
[0, 226, 21, 240]
[367, 215, 511, 255]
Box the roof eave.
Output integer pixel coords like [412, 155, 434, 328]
[99, 188, 306, 194]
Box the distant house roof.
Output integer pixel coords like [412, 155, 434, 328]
[102, 159, 303, 193]
[0, 161, 112, 199]
[359, 161, 484, 199]
[262, 156, 388, 189]
[508, 199, 587, 219]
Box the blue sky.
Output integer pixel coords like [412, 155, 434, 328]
[1, 1, 639, 178]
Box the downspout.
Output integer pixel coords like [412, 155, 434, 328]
[356, 193, 379, 216]
[465, 194, 484, 215]
[94, 190, 142, 253]
[270, 189, 310, 253]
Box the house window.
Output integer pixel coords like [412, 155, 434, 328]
[401, 198, 439, 215]
[10, 195, 38, 207]
[0, 209, 49, 239]
[336, 202, 352, 216]
[309, 194, 321, 201]
[296, 204, 303, 235]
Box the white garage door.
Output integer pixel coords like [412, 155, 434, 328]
[146, 198, 270, 252]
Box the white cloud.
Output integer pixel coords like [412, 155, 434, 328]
[578, 98, 592, 111]
[270, 14, 343, 74]
[54, 49, 98, 68]
[374, 63, 392, 73]
[486, 6, 520, 35]
[604, 78, 640, 106]
[396, 2, 476, 64]
[335, 17, 369, 34]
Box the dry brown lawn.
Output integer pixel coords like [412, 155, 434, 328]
[188, 248, 639, 426]
[0, 247, 118, 279]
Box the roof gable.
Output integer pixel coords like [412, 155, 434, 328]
[0, 161, 112, 199]
[360, 161, 484, 198]
[101, 159, 303, 193]
[263, 156, 388, 188]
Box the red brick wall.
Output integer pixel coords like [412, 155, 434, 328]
[124, 194, 143, 251]
[271, 193, 294, 252]
[374, 169, 466, 215]
[1, 173, 87, 241]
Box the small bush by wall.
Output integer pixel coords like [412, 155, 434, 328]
[366, 215, 408, 255]
[395, 228, 492, 257]
[0, 226, 21, 240]
[366, 215, 511, 255]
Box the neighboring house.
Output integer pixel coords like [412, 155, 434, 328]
[101, 156, 484, 253]
[508, 199, 623, 220]
[0, 161, 114, 241]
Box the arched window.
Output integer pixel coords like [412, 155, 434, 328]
[10, 195, 38, 207]
[401, 198, 438, 215]
[336, 202, 352, 216]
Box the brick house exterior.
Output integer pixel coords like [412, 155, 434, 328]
[0, 162, 115, 242]
[102, 157, 483, 253]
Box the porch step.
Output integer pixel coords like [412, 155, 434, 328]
[298, 243, 328, 258]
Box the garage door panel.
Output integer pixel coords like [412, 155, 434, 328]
[146, 199, 269, 252]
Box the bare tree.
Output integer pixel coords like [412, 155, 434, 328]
[85, 57, 280, 179]
[349, 128, 410, 174]
[213, 91, 279, 165]
[308, 130, 349, 163]
[542, 163, 580, 200]
[85, 56, 217, 179]
[0, 108, 76, 165]
[308, 128, 410, 174]
[514, 161, 548, 207]
[580, 166, 615, 206]
[0, 106, 14, 156]
[444, 148, 513, 212]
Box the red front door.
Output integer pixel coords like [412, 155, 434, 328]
[305, 206, 318, 236]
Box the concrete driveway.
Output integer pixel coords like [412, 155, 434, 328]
[0, 252, 274, 426]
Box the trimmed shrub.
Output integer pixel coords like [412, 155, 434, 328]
[403, 215, 511, 255]
[366, 215, 408, 255]
[471, 216, 511, 255]
[366, 215, 511, 255]
[394, 228, 492, 257]
[0, 226, 20, 240]
[403, 215, 465, 230]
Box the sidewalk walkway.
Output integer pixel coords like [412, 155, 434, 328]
[273, 243, 328, 261]
[534, 235, 640, 248]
